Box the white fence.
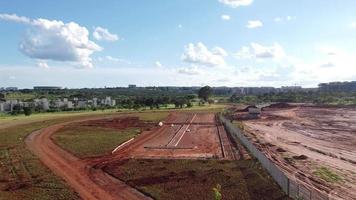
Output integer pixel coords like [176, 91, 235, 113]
[219, 115, 329, 200]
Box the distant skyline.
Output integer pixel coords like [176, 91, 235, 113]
[1, 0, 356, 88]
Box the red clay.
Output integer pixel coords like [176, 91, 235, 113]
[111, 113, 238, 160]
[243, 106, 356, 200]
[24, 112, 241, 200]
[25, 117, 152, 200]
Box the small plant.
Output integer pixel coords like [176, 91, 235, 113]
[295, 195, 304, 200]
[212, 184, 222, 200]
[313, 166, 342, 183]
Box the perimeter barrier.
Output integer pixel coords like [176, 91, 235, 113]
[219, 115, 329, 200]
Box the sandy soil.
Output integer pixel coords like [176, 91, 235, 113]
[25, 118, 152, 200]
[243, 106, 356, 200]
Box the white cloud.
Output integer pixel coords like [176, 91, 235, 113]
[274, 16, 296, 23]
[177, 65, 202, 75]
[178, 24, 183, 29]
[218, 0, 253, 8]
[212, 47, 228, 57]
[0, 13, 102, 68]
[287, 16, 296, 21]
[37, 61, 49, 69]
[105, 56, 121, 62]
[235, 43, 286, 60]
[155, 61, 163, 68]
[182, 42, 227, 67]
[93, 26, 119, 41]
[0, 13, 30, 24]
[221, 15, 231, 21]
[247, 20, 263, 28]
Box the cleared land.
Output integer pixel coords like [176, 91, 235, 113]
[241, 105, 356, 199]
[0, 110, 167, 200]
[104, 159, 288, 200]
[2, 107, 287, 200]
[111, 113, 239, 160]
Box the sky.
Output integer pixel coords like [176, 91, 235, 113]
[1, 0, 356, 88]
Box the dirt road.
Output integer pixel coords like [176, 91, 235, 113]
[25, 120, 151, 200]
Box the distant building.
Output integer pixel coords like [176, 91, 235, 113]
[5, 87, 18, 91]
[128, 84, 137, 88]
[318, 81, 356, 92]
[34, 86, 62, 90]
[280, 86, 302, 92]
[0, 102, 4, 112]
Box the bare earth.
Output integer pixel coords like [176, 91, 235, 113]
[24, 112, 242, 200]
[112, 113, 239, 160]
[243, 106, 356, 200]
[25, 119, 152, 200]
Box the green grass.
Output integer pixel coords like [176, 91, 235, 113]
[313, 167, 342, 183]
[105, 159, 288, 200]
[53, 126, 141, 158]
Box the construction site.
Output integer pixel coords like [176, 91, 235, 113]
[229, 103, 356, 200]
[109, 113, 241, 160]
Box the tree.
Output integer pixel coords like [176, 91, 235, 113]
[23, 107, 32, 116]
[198, 86, 212, 102]
[0, 92, 5, 100]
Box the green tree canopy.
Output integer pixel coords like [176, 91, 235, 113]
[198, 86, 212, 101]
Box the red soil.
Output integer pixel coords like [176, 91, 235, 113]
[243, 106, 356, 200]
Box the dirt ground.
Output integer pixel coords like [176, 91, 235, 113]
[242, 105, 356, 200]
[26, 117, 153, 200]
[110, 113, 239, 160]
[103, 159, 289, 200]
[24, 112, 243, 200]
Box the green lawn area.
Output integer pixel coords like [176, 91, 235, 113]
[53, 126, 141, 158]
[105, 159, 288, 200]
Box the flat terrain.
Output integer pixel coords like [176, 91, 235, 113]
[104, 159, 288, 200]
[242, 106, 356, 199]
[113, 113, 239, 160]
[0, 106, 288, 200]
[0, 110, 168, 200]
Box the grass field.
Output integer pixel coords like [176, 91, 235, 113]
[105, 159, 288, 200]
[53, 126, 141, 158]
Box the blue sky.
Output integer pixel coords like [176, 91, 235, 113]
[1, 0, 356, 88]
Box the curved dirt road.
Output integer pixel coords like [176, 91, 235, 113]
[25, 120, 152, 200]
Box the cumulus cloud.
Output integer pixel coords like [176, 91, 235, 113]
[247, 20, 263, 28]
[218, 0, 253, 8]
[177, 65, 202, 75]
[93, 26, 119, 41]
[182, 42, 227, 67]
[235, 43, 285, 60]
[0, 13, 102, 68]
[0, 13, 30, 24]
[221, 15, 231, 21]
